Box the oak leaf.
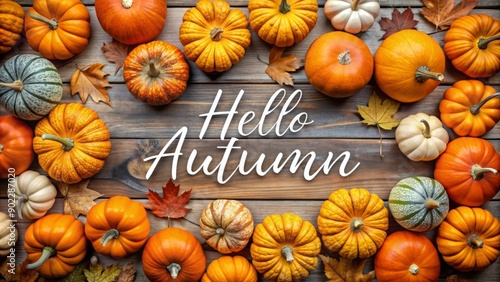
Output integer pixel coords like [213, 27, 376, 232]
[144, 178, 192, 220]
[56, 180, 103, 218]
[421, 0, 478, 30]
[320, 255, 375, 282]
[101, 40, 130, 75]
[116, 262, 137, 282]
[84, 259, 121, 282]
[70, 63, 112, 106]
[264, 45, 304, 86]
[379, 7, 419, 39]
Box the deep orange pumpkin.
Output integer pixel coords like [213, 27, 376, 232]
[0, 115, 34, 178]
[0, 0, 24, 53]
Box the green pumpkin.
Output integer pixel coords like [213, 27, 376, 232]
[0, 54, 63, 120]
[389, 176, 449, 232]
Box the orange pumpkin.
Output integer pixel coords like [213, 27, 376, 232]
[202, 256, 258, 282]
[0, 0, 24, 53]
[0, 115, 34, 178]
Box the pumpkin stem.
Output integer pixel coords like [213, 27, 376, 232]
[279, 0, 291, 14]
[210, 27, 224, 41]
[351, 0, 361, 10]
[101, 229, 120, 246]
[420, 119, 432, 139]
[148, 60, 160, 77]
[408, 263, 419, 275]
[17, 195, 28, 220]
[478, 35, 500, 50]
[281, 245, 294, 262]
[415, 66, 444, 83]
[26, 246, 56, 270]
[350, 218, 364, 232]
[28, 13, 58, 30]
[338, 50, 352, 65]
[470, 164, 497, 180]
[470, 92, 500, 115]
[167, 263, 181, 279]
[0, 144, 3, 153]
[467, 234, 484, 249]
[425, 198, 440, 209]
[122, 0, 133, 9]
[216, 227, 225, 235]
[41, 134, 75, 151]
[0, 80, 24, 91]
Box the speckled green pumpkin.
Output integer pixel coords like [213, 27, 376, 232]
[0, 54, 63, 120]
[389, 176, 449, 232]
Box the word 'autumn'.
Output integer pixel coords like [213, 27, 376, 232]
[145, 88, 360, 184]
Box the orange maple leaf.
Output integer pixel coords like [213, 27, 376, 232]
[101, 40, 130, 75]
[264, 46, 304, 86]
[144, 179, 192, 220]
[70, 63, 112, 106]
[421, 0, 478, 30]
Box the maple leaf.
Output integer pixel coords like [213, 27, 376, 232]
[263, 45, 304, 86]
[320, 255, 375, 282]
[0, 259, 38, 282]
[62, 262, 86, 282]
[84, 257, 122, 282]
[101, 40, 130, 75]
[116, 262, 137, 282]
[358, 93, 400, 157]
[56, 180, 103, 218]
[70, 63, 112, 106]
[379, 7, 419, 39]
[144, 178, 192, 221]
[421, 0, 478, 30]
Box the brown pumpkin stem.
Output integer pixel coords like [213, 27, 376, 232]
[210, 27, 224, 41]
[122, 0, 133, 9]
[148, 60, 160, 77]
[28, 13, 58, 30]
[415, 66, 444, 83]
[216, 227, 225, 235]
[470, 93, 500, 115]
[26, 246, 56, 270]
[0, 144, 3, 153]
[279, 0, 291, 14]
[467, 234, 484, 249]
[41, 134, 75, 151]
[478, 35, 500, 50]
[470, 164, 497, 180]
[167, 263, 182, 279]
[351, 0, 361, 10]
[420, 119, 431, 139]
[350, 218, 364, 232]
[338, 50, 352, 65]
[101, 229, 120, 246]
[17, 195, 28, 220]
[0, 80, 23, 91]
[408, 263, 419, 275]
[281, 245, 294, 262]
[425, 198, 440, 210]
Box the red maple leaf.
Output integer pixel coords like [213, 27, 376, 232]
[379, 7, 419, 39]
[144, 179, 192, 219]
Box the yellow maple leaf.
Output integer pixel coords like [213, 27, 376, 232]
[56, 180, 103, 218]
[70, 63, 112, 106]
[264, 46, 304, 86]
[421, 0, 478, 30]
[320, 254, 375, 282]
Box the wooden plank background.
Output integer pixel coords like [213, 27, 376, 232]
[0, 0, 499, 281]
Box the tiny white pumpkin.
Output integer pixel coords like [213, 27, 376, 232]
[15, 170, 57, 220]
[395, 113, 449, 161]
[0, 212, 17, 256]
[324, 0, 380, 34]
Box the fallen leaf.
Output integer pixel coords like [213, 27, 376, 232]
[62, 261, 86, 282]
[379, 7, 419, 39]
[116, 262, 137, 282]
[358, 93, 400, 157]
[70, 63, 112, 106]
[263, 45, 304, 86]
[101, 40, 130, 75]
[144, 178, 192, 220]
[320, 254, 375, 282]
[0, 259, 39, 282]
[421, 0, 478, 30]
[446, 273, 471, 282]
[84, 257, 121, 282]
[56, 180, 103, 218]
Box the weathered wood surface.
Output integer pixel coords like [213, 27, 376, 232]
[0, 0, 499, 281]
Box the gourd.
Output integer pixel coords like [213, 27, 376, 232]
[324, 0, 380, 34]
[24, 213, 87, 279]
[0, 54, 63, 120]
[434, 137, 500, 207]
[0, 0, 24, 53]
[0, 115, 34, 178]
[374, 230, 440, 282]
[444, 14, 500, 78]
[33, 103, 112, 184]
[437, 206, 500, 272]
[202, 256, 258, 282]
[389, 176, 449, 232]
[85, 195, 151, 259]
[123, 40, 190, 106]
[305, 31, 373, 98]
[15, 170, 57, 220]
[199, 199, 254, 254]
[24, 0, 91, 60]
[439, 80, 500, 137]
[95, 0, 167, 45]
[395, 113, 449, 161]
[247, 0, 318, 47]
[374, 29, 445, 103]
[317, 188, 389, 259]
[179, 0, 252, 73]
[0, 212, 17, 256]
[142, 227, 206, 282]
[250, 213, 321, 281]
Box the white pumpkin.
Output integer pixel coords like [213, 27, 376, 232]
[324, 0, 380, 34]
[395, 113, 449, 161]
[15, 170, 57, 220]
[0, 212, 17, 256]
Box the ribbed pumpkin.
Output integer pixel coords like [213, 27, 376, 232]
[317, 188, 389, 259]
[324, 0, 380, 34]
[0, 115, 34, 178]
[25, 0, 91, 60]
[374, 29, 445, 103]
[0, 0, 24, 53]
[202, 256, 258, 282]
[0, 211, 17, 256]
[199, 199, 254, 254]
[33, 103, 112, 184]
[250, 213, 321, 281]
[15, 170, 57, 220]
[179, 0, 252, 73]
[389, 176, 449, 232]
[0, 54, 63, 120]
[248, 0, 318, 47]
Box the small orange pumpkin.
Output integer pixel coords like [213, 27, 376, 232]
[202, 256, 258, 282]
[0, 0, 24, 53]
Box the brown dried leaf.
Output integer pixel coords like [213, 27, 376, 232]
[379, 7, 419, 39]
[144, 178, 192, 220]
[116, 262, 137, 282]
[421, 0, 478, 30]
[320, 255, 375, 282]
[264, 46, 304, 86]
[70, 63, 112, 106]
[101, 40, 130, 75]
[56, 180, 103, 218]
[0, 259, 39, 282]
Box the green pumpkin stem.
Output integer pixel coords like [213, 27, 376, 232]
[167, 263, 181, 279]
[101, 229, 120, 246]
[470, 93, 500, 115]
[0, 80, 23, 91]
[351, 0, 361, 10]
[415, 66, 444, 83]
[281, 245, 294, 262]
[26, 246, 56, 270]
[41, 134, 75, 151]
[420, 119, 431, 138]
[467, 234, 484, 249]
[478, 35, 500, 50]
[148, 60, 160, 78]
[425, 198, 440, 209]
[122, 0, 133, 9]
[29, 13, 58, 30]
[210, 27, 223, 41]
[279, 0, 291, 14]
[408, 263, 419, 275]
[470, 164, 497, 180]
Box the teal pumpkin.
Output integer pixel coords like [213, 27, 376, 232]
[389, 176, 449, 232]
[0, 54, 63, 120]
